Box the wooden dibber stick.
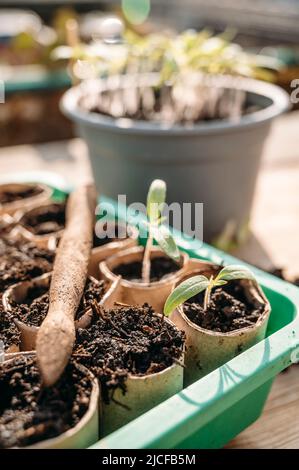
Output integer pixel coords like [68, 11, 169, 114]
[36, 184, 97, 387]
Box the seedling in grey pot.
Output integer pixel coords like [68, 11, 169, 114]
[164, 265, 257, 316]
[142, 179, 180, 283]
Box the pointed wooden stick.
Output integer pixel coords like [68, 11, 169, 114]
[36, 184, 97, 387]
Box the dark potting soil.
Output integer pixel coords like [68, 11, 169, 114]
[12, 278, 107, 327]
[0, 356, 92, 448]
[75, 303, 185, 403]
[183, 280, 264, 333]
[21, 203, 66, 235]
[0, 186, 42, 205]
[0, 238, 54, 292]
[0, 302, 20, 351]
[113, 256, 180, 283]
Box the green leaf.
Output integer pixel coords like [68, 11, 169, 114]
[151, 224, 180, 262]
[215, 265, 256, 284]
[214, 279, 227, 286]
[147, 179, 166, 225]
[164, 275, 209, 316]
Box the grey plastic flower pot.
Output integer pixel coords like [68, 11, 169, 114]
[61, 76, 289, 240]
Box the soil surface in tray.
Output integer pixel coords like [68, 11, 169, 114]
[0, 238, 54, 292]
[21, 203, 66, 235]
[0, 356, 92, 448]
[0, 186, 43, 205]
[75, 303, 185, 403]
[12, 278, 106, 327]
[183, 280, 264, 333]
[0, 302, 20, 351]
[113, 256, 180, 283]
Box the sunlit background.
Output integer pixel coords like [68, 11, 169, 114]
[0, 1, 298, 145]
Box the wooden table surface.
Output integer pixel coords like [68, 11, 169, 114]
[0, 111, 298, 449]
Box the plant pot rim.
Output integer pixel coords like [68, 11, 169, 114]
[0, 182, 53, 214]
[3, 272, 109, 332]
[176, 265, 271, 338]
[15, 201, 65, 241]
[61, 74, 289, 136]
[3, 272, 52, 333]
[1, 352, 99, 449]
[100, 245, 189, 290]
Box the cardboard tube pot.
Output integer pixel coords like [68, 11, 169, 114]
[3, 273, 51, 351]
[99, 246, 189, 312]
[101, 317, 184, 437]
[2, 274, 120, 351]
[13, 202, 65, 249]
[1, 353, 100, 449]
[4, 344, 20, 354]
[0, 183, 52, 217]
[88, 221, 138, 279]
[0, 213, 16, 236]
[0, 293, 20, 355]
[0, 333, 20, 356]
[170, 261, 271, 386]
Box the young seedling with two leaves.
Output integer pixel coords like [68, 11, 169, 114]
[141, 179, 180, 284]
[164, 265, 257, 316]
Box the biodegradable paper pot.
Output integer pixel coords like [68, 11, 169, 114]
[0, 183, 52, 217]
[170, 261, 271, 386]
[0, 213, 16, 235]
[99, 246, 189, 312]
[4, 344, 20, 354]
[3, 273, 51, 351]
[0, 305, 19, 356]
[61, 76, 289, 240]
[89, 221, 139, 279]
[13, 202, 65, 249]
[2, 273, 119, 351]
[101, 317, 184, 437]
[1, 353, 100, 449]
[0, 292, 20, 355]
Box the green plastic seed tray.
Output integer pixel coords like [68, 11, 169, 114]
[3, 173, 299, 449]
[95, 196, 299, 449]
